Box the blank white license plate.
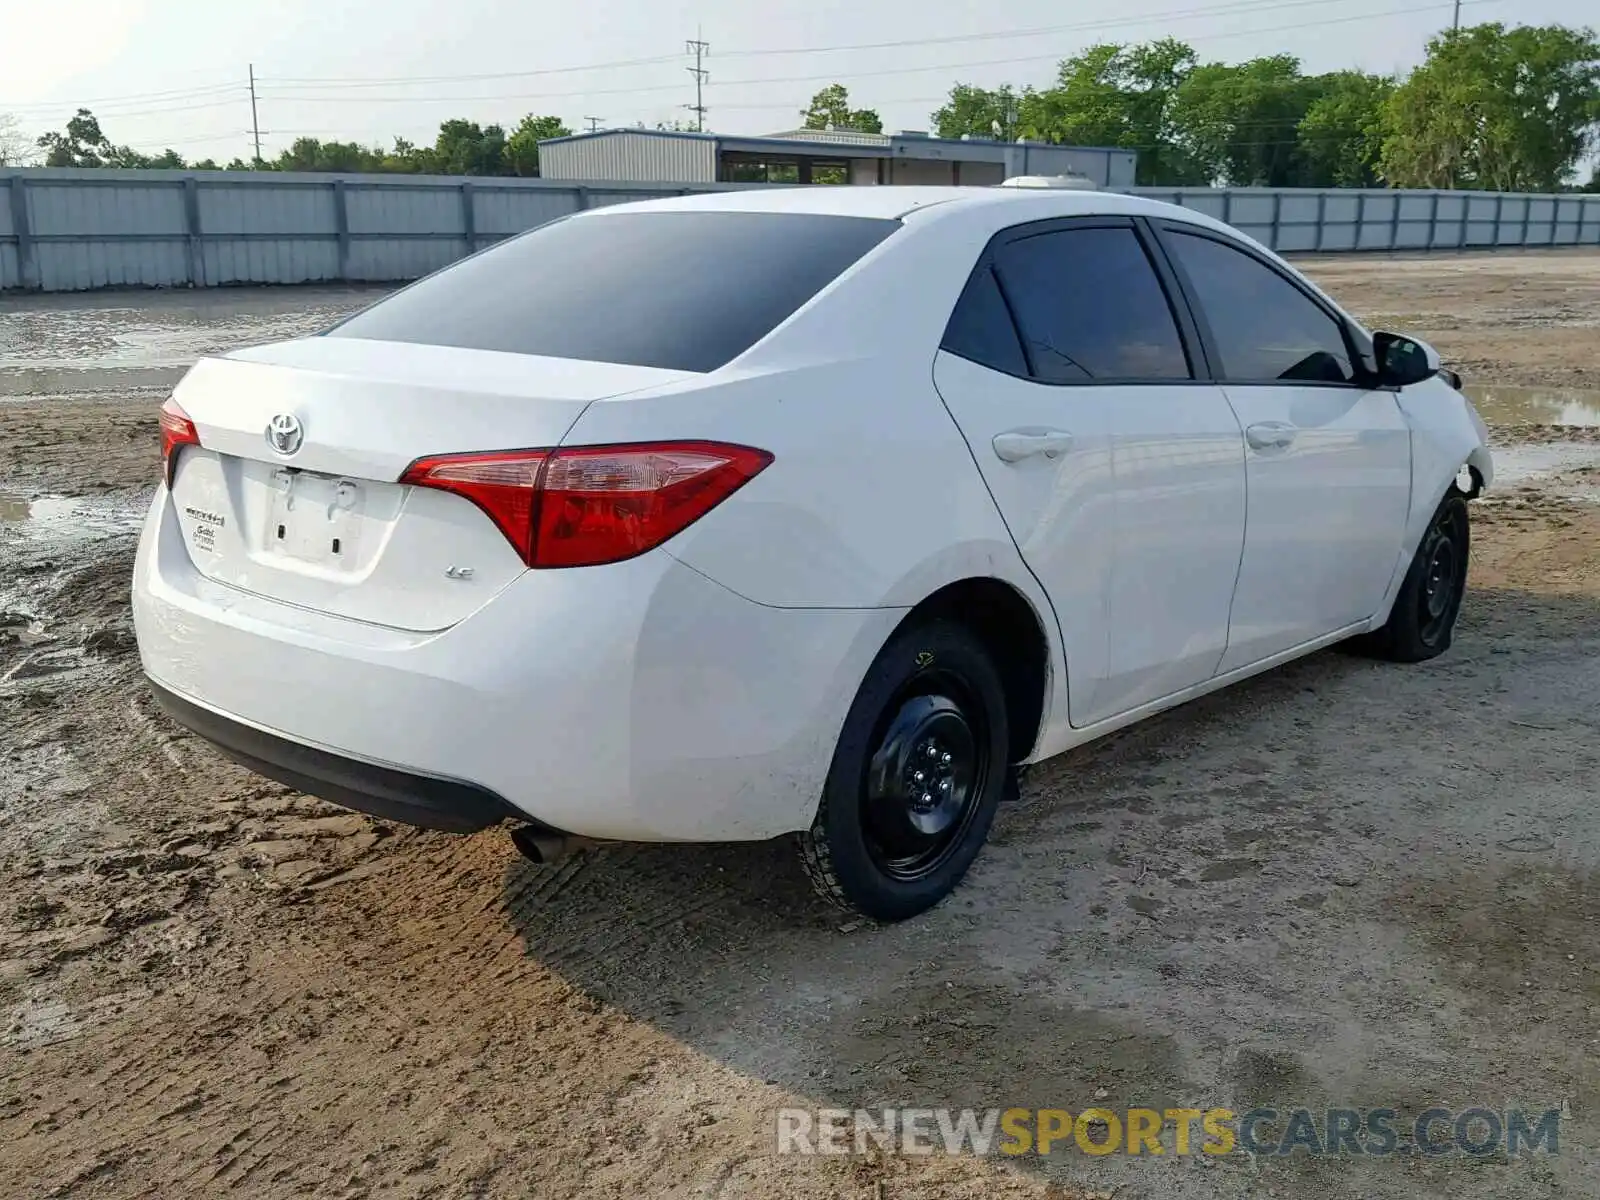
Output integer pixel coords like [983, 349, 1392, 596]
[266, 471, 366, 567]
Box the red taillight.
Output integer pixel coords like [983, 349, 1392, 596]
[400, 450, 550, 563]
[400, 441, 772, 569]
[159, 397, 200, 485]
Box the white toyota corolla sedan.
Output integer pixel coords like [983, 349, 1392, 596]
[133, 184, 1493, 920]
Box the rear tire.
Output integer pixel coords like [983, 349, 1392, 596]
[797, 619, 1009, 922]
[1360, 491, 1470, 663]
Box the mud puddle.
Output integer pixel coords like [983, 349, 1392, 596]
[0, 490, 145, 543]
[1487, 444, 1600, 506]
[1464, 384, 1600, 427]
[0, 366, 186, 398]
[0, 288, 377, 400]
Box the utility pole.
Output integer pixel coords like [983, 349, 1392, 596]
[584, 116, 604, 133]
[684, 34, 709, 133]
[1451, 0, 1461, 29]
[248, 63, 262, 165]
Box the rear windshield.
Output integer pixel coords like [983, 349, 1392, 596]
[328, 210, 899, 373]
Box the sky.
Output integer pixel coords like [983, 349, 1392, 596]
[0, 0, 1594, 162]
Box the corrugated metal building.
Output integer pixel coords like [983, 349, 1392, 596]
[537, 128, 1139, 189]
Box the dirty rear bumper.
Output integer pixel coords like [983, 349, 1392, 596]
[149, 678, 524, 834]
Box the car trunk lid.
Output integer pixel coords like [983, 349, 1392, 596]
[165, 337, 692, 631]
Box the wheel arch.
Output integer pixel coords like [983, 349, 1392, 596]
[889, 576, 1057, 765]
[1465, 444, 1493, 495]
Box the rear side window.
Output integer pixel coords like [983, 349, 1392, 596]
[941, 267, 1027, 377]
[328, 211, 898, 373]
[1163, 230, 1355, 384]
[992, 226, 1191, 383]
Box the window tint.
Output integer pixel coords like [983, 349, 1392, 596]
[328, 211, 898, 373]
[991, 226, 1190, 383]
[941, 266, 1027, 376]
[1164, 230, 1355, 384]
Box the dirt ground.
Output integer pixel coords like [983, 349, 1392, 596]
[2, 250, 1599, 1199]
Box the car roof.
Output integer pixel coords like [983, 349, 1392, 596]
[578, 185, 1205, 227]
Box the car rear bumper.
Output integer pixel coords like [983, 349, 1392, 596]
[133, 485, 901, 841]
[148, 679, 528, 833]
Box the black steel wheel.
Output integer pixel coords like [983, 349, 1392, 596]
[1416, 510, 1466, 648]
[799, 620, 1010, 921]
[862, 679, 991, 883]
[1362, 490, 1471, 663]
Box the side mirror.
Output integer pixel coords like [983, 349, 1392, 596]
[1372, 331, 1441, 388]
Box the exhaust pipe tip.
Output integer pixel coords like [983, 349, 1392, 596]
[509, 824, 581, 865]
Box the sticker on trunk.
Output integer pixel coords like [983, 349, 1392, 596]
[183, 505, 225, 553]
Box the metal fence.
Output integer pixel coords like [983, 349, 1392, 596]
[3, 168, 1598, 293]
[1128, 186, 1600, 253]
[0, 169, 752, 293]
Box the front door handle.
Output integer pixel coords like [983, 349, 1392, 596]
[1246, 421, 1297, 450]
[993, 428, 1075, 463]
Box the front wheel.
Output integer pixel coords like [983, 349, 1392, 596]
[1362, 491, 1470, 662]
[797, 619, 1009, 922]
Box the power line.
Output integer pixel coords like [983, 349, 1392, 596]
[244, 0, 1440, 92]
[0, 81, 244, 114]
[5, 96, 250, 121]
[714, 0, 1381, 58]
[265, 55, 683, 89]
[248, 0, 1500, 111]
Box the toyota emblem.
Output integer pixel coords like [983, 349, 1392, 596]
[266, 413, 304, 456]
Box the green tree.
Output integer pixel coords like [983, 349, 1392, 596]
[1169, 55, 1321, 185]
[429, 119, 508, 175]
[1296, 71, 1394, 186]
[931, 84, 1023, 141]
[36, 108, 189, 169]
[1381, 23, 1600, 190]
[273, 138, 386, 172]
[1119, 38, 1203, 185]
[504, 114, 571, 176]
[37, 109, 112, 166]
[956, 40, 1204, 184]
[1019, 45, 1131, 148]
[800, 84, 883, 133]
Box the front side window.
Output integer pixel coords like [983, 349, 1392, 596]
[329, 211, 898, 373]
[990, 226, 1192, 384]
[1163, 230, 1356, 385]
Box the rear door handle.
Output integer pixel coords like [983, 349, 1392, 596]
[1246, 421, 1297, 450]
[992, 428, 1075, 463]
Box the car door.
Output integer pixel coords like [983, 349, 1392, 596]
[932, 217, 1246, 727]
[1154, 223, 1412, 673]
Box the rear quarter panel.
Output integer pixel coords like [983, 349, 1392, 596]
[564, 357, 1032, 608]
